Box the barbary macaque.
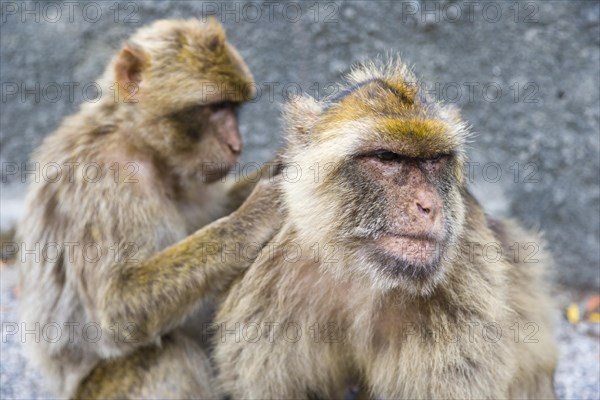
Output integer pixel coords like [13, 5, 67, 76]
[17, 18, 280, 398]
[213, 59, 557, 399]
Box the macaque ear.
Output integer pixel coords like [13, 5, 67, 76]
[197, 16, 227, 53]
[115, 45, 146, 101]
[283, 95, 323, 146]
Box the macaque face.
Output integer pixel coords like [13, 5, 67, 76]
[315, 128, 464, 286]
[283, 77, 468, 291]
[113, 18, 255, 183]
[167, 101, 242, 182]
[343, 149, 458, 283]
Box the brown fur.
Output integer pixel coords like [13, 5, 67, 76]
[213, 58, 557, 399]
[17, 18, 278, 398]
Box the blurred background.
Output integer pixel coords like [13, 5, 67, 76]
[1, 1, 599, 399]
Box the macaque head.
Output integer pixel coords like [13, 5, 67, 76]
[282, 58, 469, 294]
[111, 18, 255, 181]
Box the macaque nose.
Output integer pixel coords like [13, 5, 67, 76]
[416, 202, 431, 216]
[227, 139, 241, 154]
[414, 190, 439, 223]
[223, 125, 242, 155]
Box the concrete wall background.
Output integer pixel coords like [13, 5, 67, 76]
[1, 0, 598, 288]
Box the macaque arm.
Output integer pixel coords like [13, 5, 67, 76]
[98, 180, 280, 347]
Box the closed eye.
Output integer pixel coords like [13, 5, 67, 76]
[363, 151, 451, 164]
[374, 151, 402, 161]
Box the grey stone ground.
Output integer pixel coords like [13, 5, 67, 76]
[1, 263, 599, 399]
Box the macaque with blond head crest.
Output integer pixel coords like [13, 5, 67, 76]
[213, 58, 557, 399]
[18, 18, 281, 399]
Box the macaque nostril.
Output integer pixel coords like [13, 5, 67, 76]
[228, 141, 241, 154]
[416, 202, 431, 215]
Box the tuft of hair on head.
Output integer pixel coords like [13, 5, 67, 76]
[340, 55, 418, 96]
[283, 55, 471, 159]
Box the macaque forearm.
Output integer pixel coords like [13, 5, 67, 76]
[102, 217, 271, 345]
[102, 181, 280, 346]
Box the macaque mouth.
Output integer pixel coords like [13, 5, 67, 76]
[366, 234, 445, 281]
[374, 233, 443, 266]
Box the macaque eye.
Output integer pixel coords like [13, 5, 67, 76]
[375, 151, 402, 161]
[210, 101, 237, 112]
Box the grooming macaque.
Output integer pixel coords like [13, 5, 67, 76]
[18, 19, 280, 398]
[213, 59, 557, 399]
